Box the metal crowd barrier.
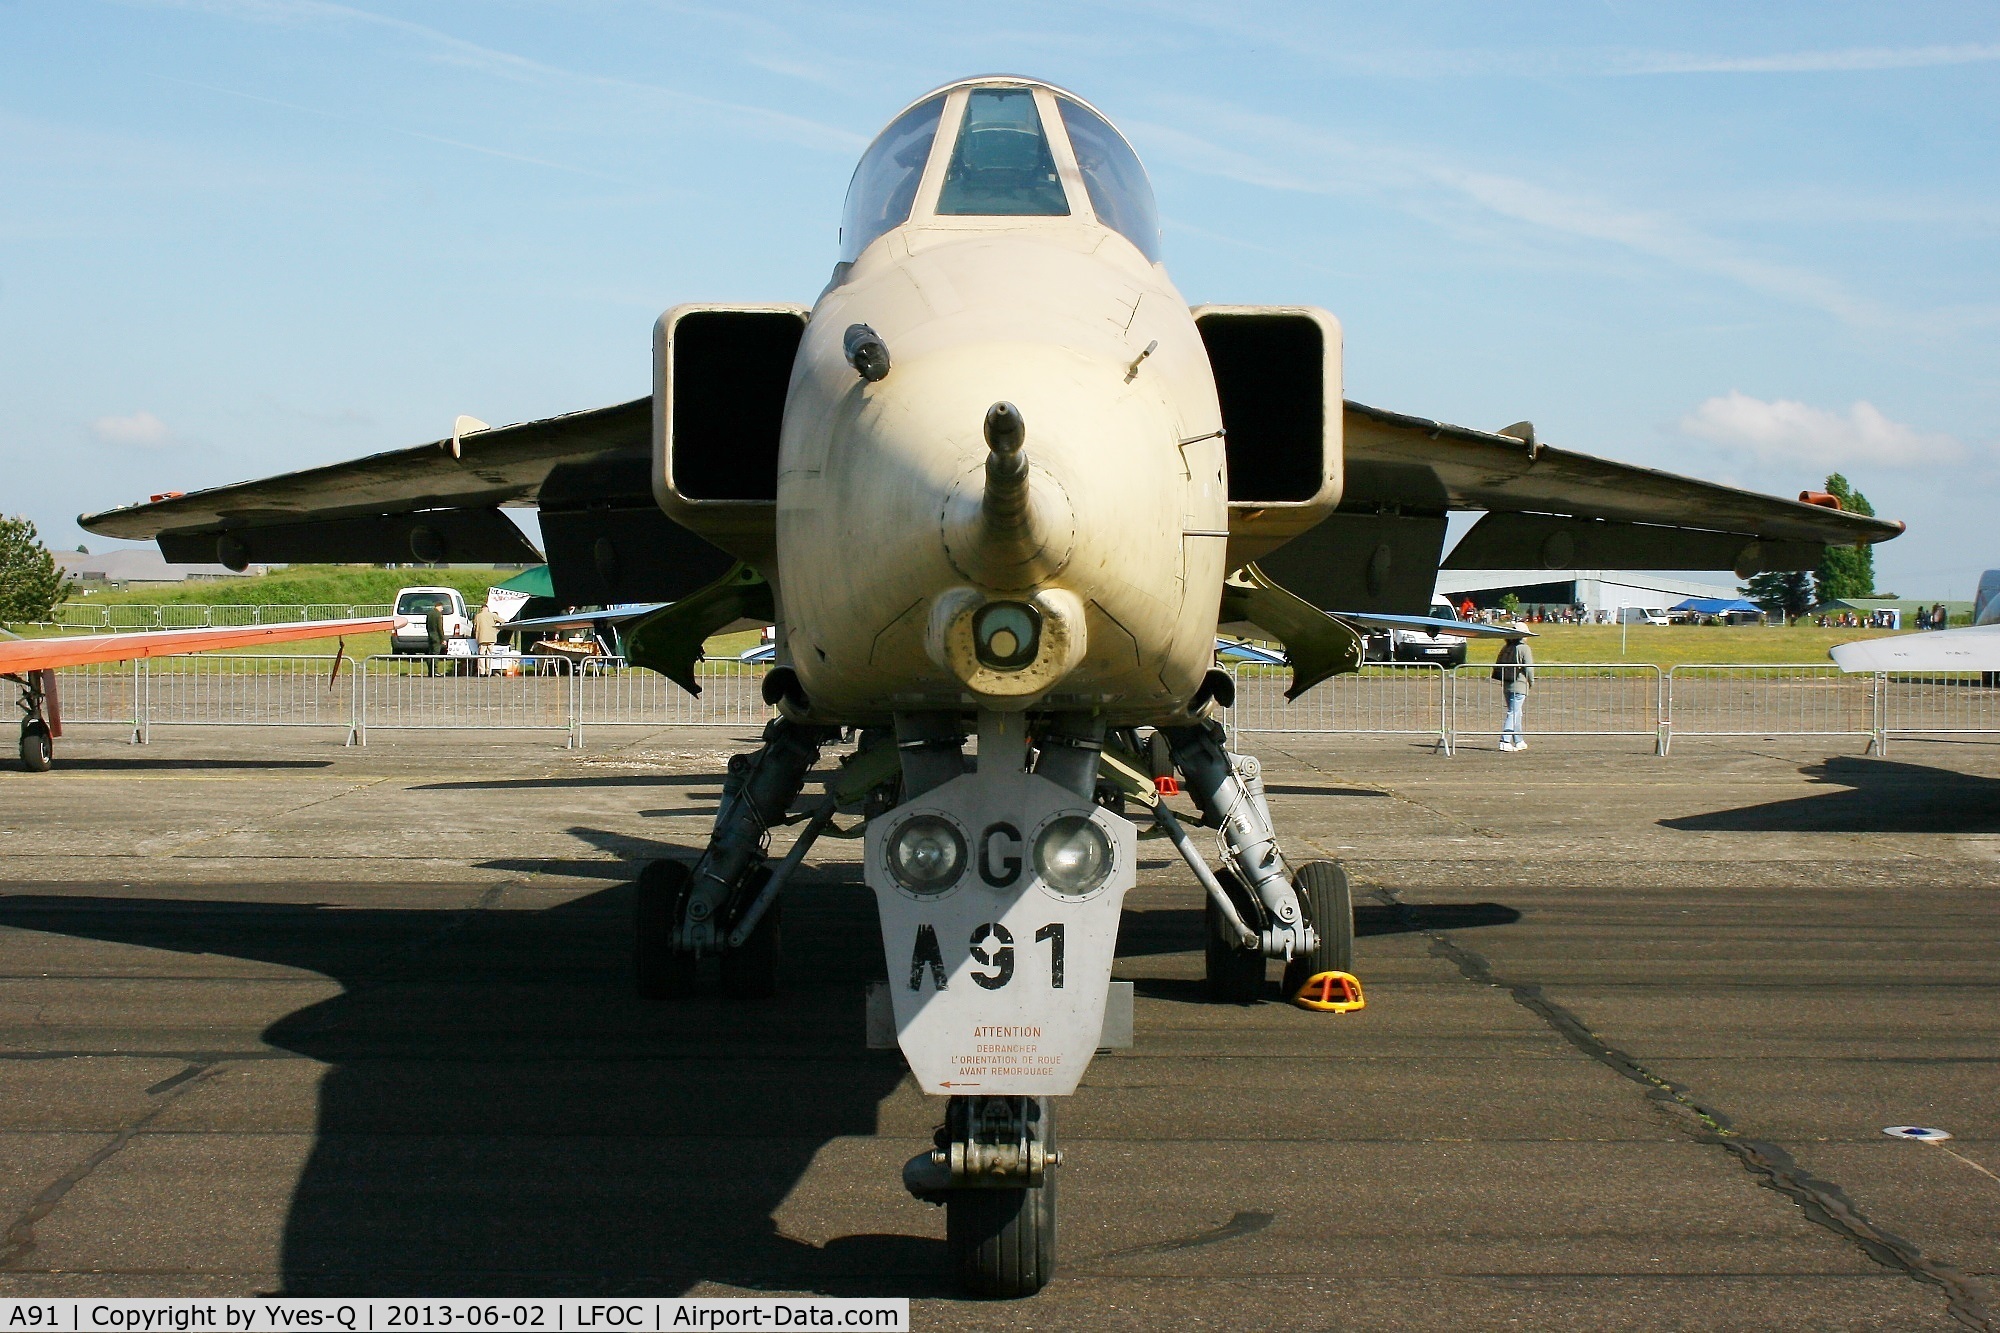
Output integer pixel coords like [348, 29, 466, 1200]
[18, 651, 2000, 755]
[1453, 663, 1666, 753]
[140, 655, 358, 743]
[1227, 663, 1451, 751]
[36, 660, 144, 742]
[573, 658, 774, 739]
[1879, 672, 2000, 755]
[41, 602, 407, 632]
[356, 654, 578, 746]
[1663, 664, 1878, 754]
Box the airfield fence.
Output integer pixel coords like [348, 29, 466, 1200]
[36, 660, 144, 742]
[17, 653, 2000, 754]
[1450, 663, 1665, 752]
[573, 657, 774, 738]
[40, 602, 403, 632]
[356, 654, 578, 745]
[140, 655, 359, 742]
[1663, 664, 1877, 754]
[1227, 663, 1451, 750]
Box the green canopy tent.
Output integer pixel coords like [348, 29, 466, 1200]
[492, 565, 554, 598]
[487, 565, 557, 632]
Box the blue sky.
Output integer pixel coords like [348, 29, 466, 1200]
[4, 1, 1996, 597]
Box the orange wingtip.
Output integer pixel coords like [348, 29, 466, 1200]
[1292, 970, 1365, 1013]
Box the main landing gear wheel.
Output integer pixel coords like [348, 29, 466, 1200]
[1283, 859, 1355, 996]
[719, 869, 781, 1000]
[19, 722, 52, 773]
[1204, 867, 1266, 1003]
[947, 1105, 1057, 1298]
[634, 860, 698, 1000]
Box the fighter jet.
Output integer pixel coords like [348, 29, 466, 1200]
[69, 76, 1901, 1296]
[1830, 569, 2000, 674]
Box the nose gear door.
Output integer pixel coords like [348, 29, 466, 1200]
[867, 767, 1135, 1096]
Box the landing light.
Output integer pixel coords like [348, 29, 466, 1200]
[1034, 815, 1111, 896]
[974, 601, 1040, 670]
[889, 815, 966, 894]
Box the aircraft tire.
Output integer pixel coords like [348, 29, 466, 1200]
[719, 873, 781, 1000]
[19, 722, 51, 773]
[634, 860, 698, 1000]
[947, 1112, 1057, 1298]
[1283, 860, 1355, 995]
[1204, 869, 1266, 1003]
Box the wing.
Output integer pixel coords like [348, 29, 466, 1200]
[1328, 611, 1528, 640]
[77, 398, 744, 606]
[1346, 400, 1902, 557]
[1251, 401, 1905, 616]
[1829, 625, 2000, 674]
[0, 618, 391, 674]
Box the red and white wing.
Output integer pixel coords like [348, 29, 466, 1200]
[0, 618, 391, 675]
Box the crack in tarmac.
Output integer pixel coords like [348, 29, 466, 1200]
[0, 1060, 220, 1272]
[1369, 883, 1997, 1332]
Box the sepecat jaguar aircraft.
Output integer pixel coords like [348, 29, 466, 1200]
[74, 75, 1902, 1296]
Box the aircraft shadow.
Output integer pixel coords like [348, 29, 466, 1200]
[0, 877, 943, 1297]
[1660, 755, 2000, 834]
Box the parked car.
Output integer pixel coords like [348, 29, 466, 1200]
[1378, 596, 1470, 667]
[391, 586, 472, 654]
[1615, 606, 1670, 626]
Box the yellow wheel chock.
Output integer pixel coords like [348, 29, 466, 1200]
[1292, 970, 1365, 1013]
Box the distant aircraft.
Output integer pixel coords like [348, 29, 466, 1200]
[58, 75, 1900, 1296]
[1830, 569, 2000, 674]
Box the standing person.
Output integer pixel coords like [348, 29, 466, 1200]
[1493, 633, 1534, 752]
[473, 602, 499, 675]
[1934, 602, 1948, 630]
[424, 598, 446, 677]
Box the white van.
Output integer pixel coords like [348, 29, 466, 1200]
[1615, 606, 1669, 626]
[1393, 596, 1470, 667]
[391, 586, 472, 654]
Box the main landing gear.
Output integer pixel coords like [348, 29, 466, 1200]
[632, 717, 840, 1000]
[1146, 720, 1355, 1004]
[9, 669, 58, 773]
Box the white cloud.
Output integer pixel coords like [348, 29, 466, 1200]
[1679, 392, 1963, 469]
[89, 410, 173, 447]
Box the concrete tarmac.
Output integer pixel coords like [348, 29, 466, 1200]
[2, 724, 1998, 1329]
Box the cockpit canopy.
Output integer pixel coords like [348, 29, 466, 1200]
[838, 78, 1161, 265]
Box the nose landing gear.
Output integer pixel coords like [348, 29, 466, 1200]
[906, 1095, 1059, 1298]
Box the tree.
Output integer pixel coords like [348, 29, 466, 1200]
[1743, 571, 1812, 623]
[1813, 473, 1877, 603]
[0, 516, 69, 623]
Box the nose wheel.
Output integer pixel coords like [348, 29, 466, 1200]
[933, 1096, 1059, 1298]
